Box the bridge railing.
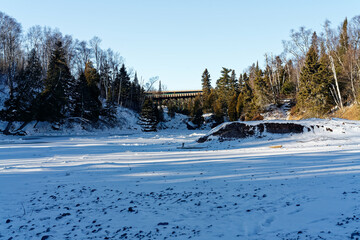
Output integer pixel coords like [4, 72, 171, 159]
[146, 90, 203, 99]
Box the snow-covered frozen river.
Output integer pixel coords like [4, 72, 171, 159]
[1, 121, 360, 239]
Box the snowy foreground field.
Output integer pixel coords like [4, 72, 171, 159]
[1, 119, 360, 239]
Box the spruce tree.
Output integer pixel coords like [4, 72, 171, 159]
[37, 41, 73, 122]
[114, 64, 131, 106]
[201, 68, 212, 112]
[201, 68, 211, 95]
[297, 35, 332, 117]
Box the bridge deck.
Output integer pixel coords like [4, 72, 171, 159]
[146, 90, 203, 99]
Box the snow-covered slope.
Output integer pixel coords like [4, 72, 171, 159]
[1, 119, 360, 239]
[0, 107, 194, 136]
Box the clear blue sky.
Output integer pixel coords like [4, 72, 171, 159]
[1, 0, 360, 90]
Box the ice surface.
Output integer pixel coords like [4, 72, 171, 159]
[1, 119, 360, 239]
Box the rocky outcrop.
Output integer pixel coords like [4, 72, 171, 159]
[197, 122, 311, 143]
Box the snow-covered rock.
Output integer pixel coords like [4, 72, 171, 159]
[198, 121, 310, 142]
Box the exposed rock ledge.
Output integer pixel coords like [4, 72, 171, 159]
[197, 122, 311, 143]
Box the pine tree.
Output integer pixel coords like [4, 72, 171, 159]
[216, 67, 232, 98]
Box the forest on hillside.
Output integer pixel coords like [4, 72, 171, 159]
[195, 16, 360, 125]
[0, 11, 360, 133]
[0, 11, 158, 133]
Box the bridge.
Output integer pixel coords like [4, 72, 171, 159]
[146, 90, 203, 100]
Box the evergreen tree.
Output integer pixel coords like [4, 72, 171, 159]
[158, 80, 162, 93]
[236, 81, 256, 121]
[2, 49, 43, 122]
[139, 98, 158, 132]
[216, 67, 232, 98]
[37, 41, 74, 122]
[155, 102, 164, 123]
[191, 95, 204, 127]
[297, 35, 332, 117]
[201, 68, 212, 112]
[338, 18, 349, 57]
[114, 64, 131, 106]
[101, 100, 117, 125]
[228, 93, 238, 121]
[311, 31, 319, 54]
[201, 68, 212, 95]
[213, 97, 227, 125]
[73, 70, 102, 121]
[238, 74, 244, 89]
[254, 69, 272, 106]
[129, 72, 143, 112]
[215, 67, 232, 115]
[99, 60, 111, 100]
[229, 70, 238, 93]
[167, 100, 176, 118]
[83, 61, 102, 120]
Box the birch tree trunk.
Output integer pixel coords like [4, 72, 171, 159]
[329, 55, 343, 109]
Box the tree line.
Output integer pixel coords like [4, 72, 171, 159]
[1, 11, 360, 133]
[190, 16, 360, 126]
[0, 11, 149, 133]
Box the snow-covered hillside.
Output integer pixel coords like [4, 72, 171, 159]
[1, 119, 360, 239]
[0, 107, 193, 136]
